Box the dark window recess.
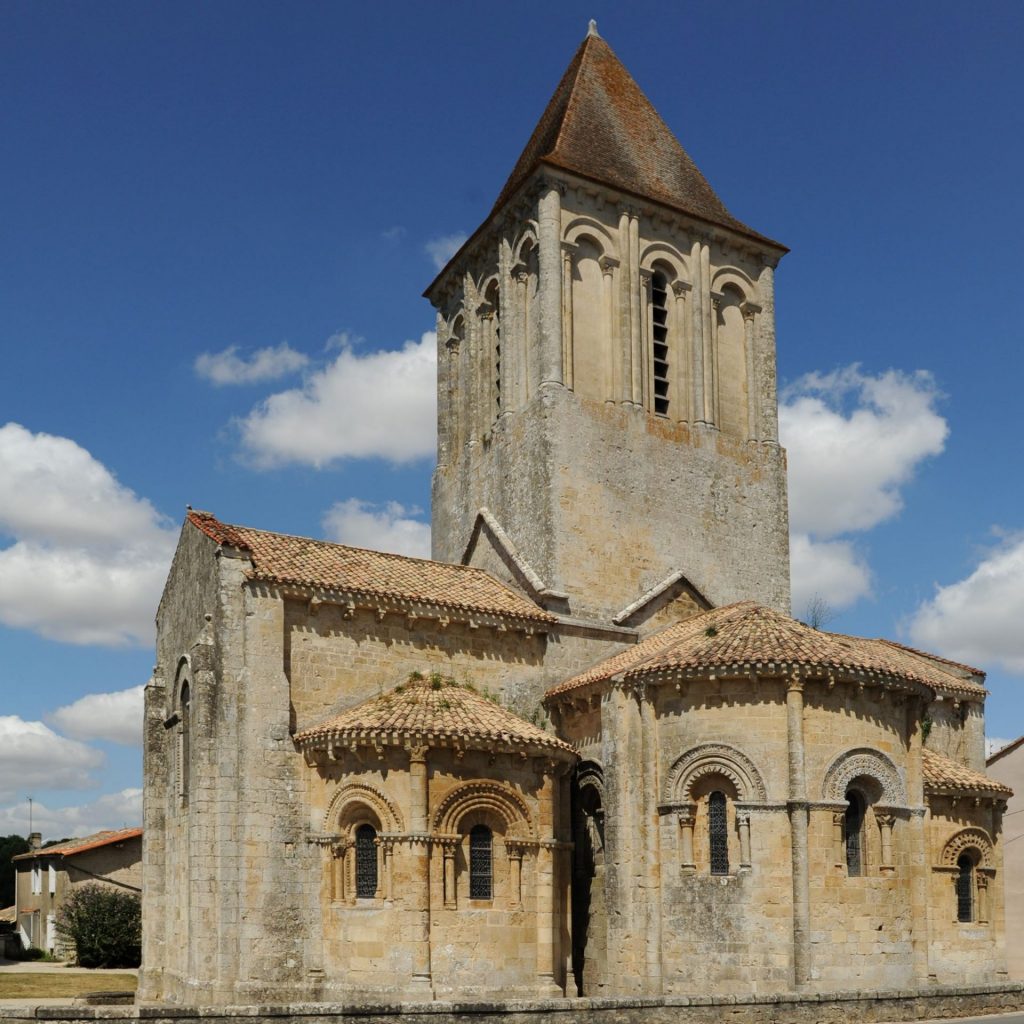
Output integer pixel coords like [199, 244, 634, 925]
[355, 824, 378, 898]
[469, 825, 493, 899]
[651, 272, 670, 416]
[709, 791, 729, 875]
[956, 854, 974, 922]
[845, 792, 864, 876]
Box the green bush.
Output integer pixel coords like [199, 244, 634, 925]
[55, 884, 141, 968]
[11, 945, 46, 961]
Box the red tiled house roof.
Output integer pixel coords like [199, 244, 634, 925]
[12, 827, 142, 861]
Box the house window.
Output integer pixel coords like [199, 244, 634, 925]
[651, 271, 670, 416]
[354, 824, 378, 898]
[844, 790, 865, 876]
[31, 865, 41, 895]
[956, 853, 974, 922]
[708, 791, 729, 875]
[48, 865, 56, 895]
[469, 825, 493, 899]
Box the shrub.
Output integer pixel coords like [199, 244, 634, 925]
[55, 884, 141, 968]
[10, 945, 45, 960]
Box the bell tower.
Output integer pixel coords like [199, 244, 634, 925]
[426, 25, 791, 627]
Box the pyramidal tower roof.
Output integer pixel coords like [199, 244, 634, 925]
[491, 25, 782, 249]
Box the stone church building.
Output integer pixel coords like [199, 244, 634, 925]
[139, 27, 1011, 1007]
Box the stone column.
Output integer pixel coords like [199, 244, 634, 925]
[331, 841, 349, 903]
[535, 764, 561, 995]
[832, 809, 845, 868]
[701, 243, 715, 426]
[678, 808, 696, 873]
[514, 266, 530, 406]
[600, 256, 620, 404]
[737, 810, 752, 869]
[672, 280, 692, 423]
[561, 242, 577, 389]
[709, 293, 722, 427]
[786, 675, 811, 987]
[906, 700, 931, 980]
[628, 208, 643, 406]
[690, 239, 707, 425]
[978, 870, 992, 924]
[537, 182, 564, 391]
[742, 302, 761, 442]
[406, 744, 432, 989]
[441, 838, 457, 910]
[435, 313, 452, 465]
[877, 812, 895, 874]
[756, 260, 780, 445]
[507, 843, 524, 909]
[638, 684, 663, 992]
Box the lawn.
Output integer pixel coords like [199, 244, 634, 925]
[0, 973, 137, 998]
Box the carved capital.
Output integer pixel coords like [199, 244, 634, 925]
[598, 254, 619, 277]
[671, 280, 692, 297]
[405, 742, 429, 764]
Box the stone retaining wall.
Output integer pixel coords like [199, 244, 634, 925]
[2, 983, 1022, 1024]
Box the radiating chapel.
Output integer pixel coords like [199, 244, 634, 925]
[139, 26, 1012, 1006]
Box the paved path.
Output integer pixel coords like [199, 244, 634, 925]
[0, 957, 137, 975]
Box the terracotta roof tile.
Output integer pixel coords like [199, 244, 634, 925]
[12, 827, 142, 862]
[295, 676, 576, 759]
[187, 510, 553, 625]
[923, 749, 1012, 796]
[491, 31, 784, 250]
[546, 602, 983, 699]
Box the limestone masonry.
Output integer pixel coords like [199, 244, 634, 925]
[138, 25, 1012, 1009]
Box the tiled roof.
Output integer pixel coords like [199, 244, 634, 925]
[869, 638, 986, 698]
[187, 510, 554, 625]
[546, 602, 981, 699]
[923, 749, 1012, 796]
[12, 827, 142, 862]
[490, 30, 784, 250]
[295, 675, 576, 760]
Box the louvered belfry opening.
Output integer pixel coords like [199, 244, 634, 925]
[651, 270, 670, 416]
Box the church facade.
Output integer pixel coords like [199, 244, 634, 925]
[138, 27, 1010, 1007]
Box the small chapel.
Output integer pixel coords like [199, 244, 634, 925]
[138, 26, 1011, 1007]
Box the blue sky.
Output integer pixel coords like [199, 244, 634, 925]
[2, 1, 1022, 837]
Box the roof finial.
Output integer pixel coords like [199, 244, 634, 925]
[587, 18, 599, 37]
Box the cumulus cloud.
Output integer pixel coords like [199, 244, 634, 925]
[0, 789, 142, 839]
[238, 332, 437, 468]
[194, 343, 308, 386]
[425, 233, 467, 271]
[48, 686, 145, 746]
[0, 717, 104, 802]
[789, 534, 872, 618]
[323, 499, 431, 559]
[0, 423, 176, 646]
[780, 366, 948, 612]
[909, 533, 1024, 674]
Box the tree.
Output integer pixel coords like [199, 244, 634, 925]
[804, 593, 836, 631]
[0, 835, 30, 908]
[55, 883, 141, 968]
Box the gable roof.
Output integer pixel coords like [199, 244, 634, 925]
[491, 29, 784, 250]
[546, 602, 986, 700]
[923, 749, 1012, 797]
[187, 510, 554, 626]
[295, 675, 576, 760]
[13, 827, 142, 862]
[987, 734, 1024, 768]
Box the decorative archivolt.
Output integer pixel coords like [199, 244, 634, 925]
[173, 657, 192, 707]
[710, 266, 757, 305]
[941, 827, 995, 869]
[563, 216, 619, 259]
[664, 743, 767, 804]
[324, 783, 404, 835]
[822, 747, 906, 806]
[576, 761, 605, 805]
[510, 226, 539, 265]
[432, 780, 534, 838]
[639, 241, 689, 282]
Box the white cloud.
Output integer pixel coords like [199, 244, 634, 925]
[238, 332, 437, 468]
[194, 343, 308, 387]
[0, 423, 176, 646]
[0, 717, 104, 802]
[425, 233, 467, 271]
[780, 366, 948, 539]
[48, 686, 145, 747]
[323, 499, 431, 559]
[789, 533, 872, 616]
[0, 789, 142, 840]
[909, 534, 1024, 674]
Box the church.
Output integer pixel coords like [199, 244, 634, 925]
[138, 26, 1011, 1007]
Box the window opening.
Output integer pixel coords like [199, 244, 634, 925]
[469, 824, 493, 899]
[956, 853, 974, 922]
[709, 791, 729, 875]
[179, 682, 191, 805]
[845, 790, 864, 876]
[355, 824, 378, 898]
[651, 271, 670, 416]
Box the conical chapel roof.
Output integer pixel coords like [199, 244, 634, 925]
[491, 27, 784, 250]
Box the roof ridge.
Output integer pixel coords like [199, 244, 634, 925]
[875, 637, 985, 678]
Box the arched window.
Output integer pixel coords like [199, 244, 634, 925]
[650, 270, 670, 416]
[708, 791, 729, 875]
[469, 824, 492, 899]
[354, 824, 378, 898]
[844, 789, 865, 876]
[485, 280, 501, 421]
[956, 853, 974, 922]
[179, 681, 191, 806]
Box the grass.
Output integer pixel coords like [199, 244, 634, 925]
[0, 973, 137, 998]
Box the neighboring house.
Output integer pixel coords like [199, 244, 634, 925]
[13, 828, 142, 956]
[139, 25, 1013, 1008]
[987, 737, 1024, 977]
